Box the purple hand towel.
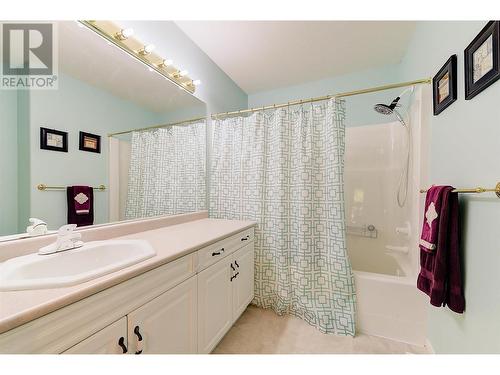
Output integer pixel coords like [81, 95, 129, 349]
[417, 185, 465, 313]
[67, 186, 94, 227]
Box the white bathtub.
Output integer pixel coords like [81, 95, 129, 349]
[354, 270, 427, 346]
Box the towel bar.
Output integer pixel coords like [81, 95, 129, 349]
[37, 184, 106, 191]
[419, 182, 500, 198]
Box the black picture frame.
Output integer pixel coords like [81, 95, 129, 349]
[465, 21, 500, 100]
[40, 127, 68, 152]
[433, 55, 458, 115]
[79, 131, 101, 153]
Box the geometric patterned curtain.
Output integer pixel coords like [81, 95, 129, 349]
[125, 120, 206, 219]
[210, 99, 356, 336]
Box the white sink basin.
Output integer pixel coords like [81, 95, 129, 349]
[0, 240, 156, 291]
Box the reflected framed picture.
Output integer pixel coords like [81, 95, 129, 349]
[40, 127, 68, 152]
[79, 131, 101, 153]
[433, 55, 457, 115]
[465, 21, 500, 100]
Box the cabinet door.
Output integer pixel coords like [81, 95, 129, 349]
[127, 276, 197, 354]
[63, 317, 128, 354]
[197, 256, 233, 354]
[232, 243, 255, 319]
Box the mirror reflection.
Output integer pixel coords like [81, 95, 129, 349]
[0, 21, 207, 240]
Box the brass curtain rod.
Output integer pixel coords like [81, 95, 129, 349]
[108, 78, 430, 136]
[107, 116, 207, 137]
[420, 183, 500, 198]
[211, 77, 432, 118]
[37, 184, 106, 191]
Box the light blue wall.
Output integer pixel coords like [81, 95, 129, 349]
[17, 90, 30, 233]
[248, 64, 404, 127]
[28, 72, 164, 230]
[399, 21, 500, 353]
[0, 90, 18, 235]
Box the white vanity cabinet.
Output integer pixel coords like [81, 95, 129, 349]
[232, 243, 255, 319]
[63, 277, 198, 355]
[0, 226, 254, 354]
[126, 277, 198, 354]
[198, 242, 254, 354]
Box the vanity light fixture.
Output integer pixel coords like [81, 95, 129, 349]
[138, 44, 155, 56]
[115, 28, 134, 41]
[78, 21, 198, 94]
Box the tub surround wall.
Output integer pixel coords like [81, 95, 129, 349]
[399, 21, 500, 354]
[345, 121, 409, 276]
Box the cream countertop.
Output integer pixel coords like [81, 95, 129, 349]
[0, 218, 255, 334]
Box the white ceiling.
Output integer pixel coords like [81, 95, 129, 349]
[58, 21, 203, 114]
[175, 21, 416, 94]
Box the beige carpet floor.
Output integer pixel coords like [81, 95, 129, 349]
[213, 305, 429, 354]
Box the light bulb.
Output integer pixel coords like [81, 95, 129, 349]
[115, 28, 134, 40]
[162, 59, 173, 67]
[192, 80, 202, 86]
[139, 44, 155, 55]
[144, 44, 155, 53]
[121, 28, 134, 38]
[179, 70, 189, 77]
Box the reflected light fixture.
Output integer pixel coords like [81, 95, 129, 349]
[115, 28, 134, 40]
[78, 21, 200, 94]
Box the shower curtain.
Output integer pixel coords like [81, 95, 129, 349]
[125, 120, 206, 219]
[210, 99, 356, 335]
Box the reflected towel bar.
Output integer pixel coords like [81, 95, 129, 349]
[37, 184, 106, 191]
[420, 182, 500, 198]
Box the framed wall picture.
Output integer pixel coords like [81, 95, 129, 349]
[79, 131, 101, 153]
[40, 127, 68, 152]
[465, 21, 500, 100]
[433, 55, 458, 115]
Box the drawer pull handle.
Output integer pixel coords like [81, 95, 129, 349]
[134, 326, 143, 354]
[235, 260, 239, 268]
[118, 337, 128, 354]
[212, 248, 225, 256]
[231, 273, 239, 282]
[230, 263, 236, 271]
[241, 235, 250, 241]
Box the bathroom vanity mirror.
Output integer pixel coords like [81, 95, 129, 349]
[0, 21, 207, 241]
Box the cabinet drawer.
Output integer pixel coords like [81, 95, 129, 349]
[62, 317, 127, 354]
[197, 228, 254, 272]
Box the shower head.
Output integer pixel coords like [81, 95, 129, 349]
[373, 86, 414, 116]
[374, 103, 394, 115]
[373, 97, 401, 115]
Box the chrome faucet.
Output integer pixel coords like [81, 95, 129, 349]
[38, 224, 84, 255]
